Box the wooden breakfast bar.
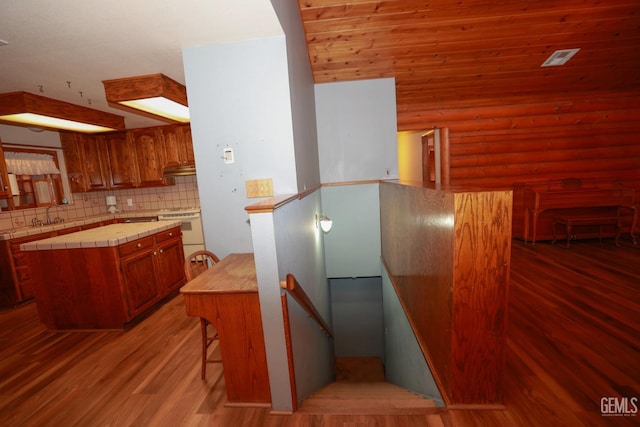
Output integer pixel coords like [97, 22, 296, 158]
[180, 253, 271, 406]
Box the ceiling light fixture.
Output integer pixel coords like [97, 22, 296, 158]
[102, 73, 190, 123]
[0, 91, 125, 133]
[541, 48, 580, 67]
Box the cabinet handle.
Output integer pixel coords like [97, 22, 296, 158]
[169, 232, 173, 237]
[153, 251, 157, 255]
[137, 243, 142, 248]
[159, 249, 164, 253]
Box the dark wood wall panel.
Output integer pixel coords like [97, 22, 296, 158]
[380, 181, 512, 405]
[404, 92, 640, 188]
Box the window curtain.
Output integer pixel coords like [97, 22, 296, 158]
[4, 151, 61, 175]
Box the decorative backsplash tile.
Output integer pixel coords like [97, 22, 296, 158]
[0, 175, 200, 227]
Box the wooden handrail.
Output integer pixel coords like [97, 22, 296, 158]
[280, 274, 333, 338]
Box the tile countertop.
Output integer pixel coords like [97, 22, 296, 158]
[0, 210, 167, 241]
[20, 221, 182, 251]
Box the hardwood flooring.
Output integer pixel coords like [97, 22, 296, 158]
[0, 238, 638, 426]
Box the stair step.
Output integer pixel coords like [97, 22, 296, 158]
[300, 380, 441, 415]
[313, 381, 428, 399]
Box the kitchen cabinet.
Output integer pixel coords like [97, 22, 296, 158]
[101, 132, 138, 189]
[0, 219, 118, 307]
[3, 230, 50, 303]
[162, 124, 195, 167]
[0, 144, 11, 199]
[129, 128, 174, 187]
[23, 223, 185, 329]
[60, 124, 194, 194]
[120, 228, 184, 317]
[60, 132, 109, 192]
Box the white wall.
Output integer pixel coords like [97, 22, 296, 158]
[321, 183, 381, 278]
[382, 268, 444, 405]
[272, 191, 334, 403]
[270, 0, 321, 193]
[183, 36, 297, 258]
[315, 78, 398, 183]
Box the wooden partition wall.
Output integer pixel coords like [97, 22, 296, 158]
[380, 180, 512, 406]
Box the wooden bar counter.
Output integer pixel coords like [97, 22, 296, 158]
[180, 253, 271, 406]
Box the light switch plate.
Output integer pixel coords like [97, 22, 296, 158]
[223, 147, 234, 164]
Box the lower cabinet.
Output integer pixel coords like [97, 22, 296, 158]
[120, 228, 184, 318]
[27, 226, 185, 329]
[0, 221, 114, 308]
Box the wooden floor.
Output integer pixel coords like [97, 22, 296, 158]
[0, 238, 638, 426]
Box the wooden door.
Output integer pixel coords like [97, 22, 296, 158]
[102, 132, 138, 189]
[421, 127, 450, 185]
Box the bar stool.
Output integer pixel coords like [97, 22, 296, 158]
[184, 250, 221, 379]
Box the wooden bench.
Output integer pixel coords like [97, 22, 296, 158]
[552, 213, 621, 248]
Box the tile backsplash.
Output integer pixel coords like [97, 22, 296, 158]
[0, 175, 200, 231]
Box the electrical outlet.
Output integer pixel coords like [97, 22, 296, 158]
[245, 178, 274, 198]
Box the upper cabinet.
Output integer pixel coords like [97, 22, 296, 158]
[129, 128, 167, 187]
[0, 144, 11, 199]
[162, 124, 195, 168]
[60, 124, 192, 194]
[60, 132, 109, 192]
[101, 132, 138, 189]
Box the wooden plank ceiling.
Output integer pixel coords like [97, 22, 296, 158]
[297, 0, 640, 130]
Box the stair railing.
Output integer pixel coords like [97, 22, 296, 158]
[280, 274, 333, 337]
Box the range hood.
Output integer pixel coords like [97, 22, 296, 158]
[163, 165, 196, 176]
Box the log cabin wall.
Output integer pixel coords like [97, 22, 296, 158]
[400, 92, 640, 189]
[401, 91, 640, 241]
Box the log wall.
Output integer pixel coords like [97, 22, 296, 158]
[400, 92, 640, 189]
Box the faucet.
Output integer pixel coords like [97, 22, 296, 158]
[45, 205, 53, 225]
[31, 217, 43, 227]
[45, 204, 65, 225]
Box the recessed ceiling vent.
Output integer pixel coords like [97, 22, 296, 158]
[541, 48, 580, 67]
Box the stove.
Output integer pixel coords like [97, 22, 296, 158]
[157, 208, 204, 258]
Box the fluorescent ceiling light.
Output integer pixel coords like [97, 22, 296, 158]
[541, 48, 580, 67]
[0, 91, 125, 133]
[103, 73, 190, 123]
[120, 97, 189, 123]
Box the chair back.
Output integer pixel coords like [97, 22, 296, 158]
[184, 250, 220, 281]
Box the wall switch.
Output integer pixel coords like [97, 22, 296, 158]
[223, 147, 234, 164]
[245, 178, 274, 198]
[127, 198, 133, 207]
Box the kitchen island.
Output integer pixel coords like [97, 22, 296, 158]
[22, 222, 185, 330]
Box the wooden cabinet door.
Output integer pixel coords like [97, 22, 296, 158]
[102, 132, 138, 189]
[162, 124, 195, 167]
[155, 236, 185, 293]
[83, 134, 110, 191]
[130, 128, 166, 187]
[121, 248, 161, 318]
[0, 144, 11, 198]
[60, 132, 88, 192]
[182, 125, 195, 165]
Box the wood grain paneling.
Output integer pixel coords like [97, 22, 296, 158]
[298, 1, 640, 190]
[380, 181, 512, 405]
